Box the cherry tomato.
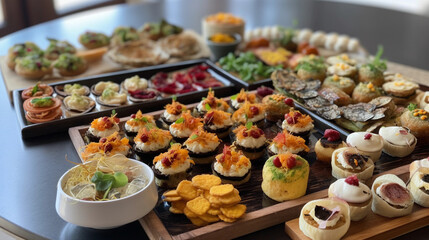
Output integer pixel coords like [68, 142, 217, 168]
[297, 42, 310, 53]
[301, 46, 319, 55]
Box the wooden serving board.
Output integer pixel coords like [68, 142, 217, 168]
[285, 164, 429, 240]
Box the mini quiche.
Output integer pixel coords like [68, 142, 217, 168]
[212, 145, 251, 186]
[21, 82, 53, 100]
[400, 106, 429, 141]
[169, 111, 203, 142]
[196, 90, 230, 115]
[161, 99, 187, 125]
[133, 127, 172, 165]
[352, 82, 383, 103]
[203, 109, 233, 139]
[45, 38, 76, 60]
[81, 132, 131, 162]
[232, 101, 266, 126]
[152, 143, 193, 188]
[358, 63, 385, 86]
[382, 79, 419, 105]
[23, 96, 62, 124]
[322, 75, 356, 96]
[53, 53, 88, 76]
[268, 131, 309, 157]
[282, 110, 314, 139]
[233, 123, 266, 161]
[7, 42, 43, 70]
[15, 55, 52, 79]
[295, 55, 326, 81]
[85, 114, 120, 143]
[79, 31, 110, 49]
[124, 110, 156, 139]
[230, 88, 258, 110]
[184, 128, 220, 164]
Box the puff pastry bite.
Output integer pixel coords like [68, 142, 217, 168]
[371, 174, 414, 218]
[331, 147, 374, 182]
[408, 159, 429, 207]
[378, 126, 417, 157]
[299, 198, 350, 240]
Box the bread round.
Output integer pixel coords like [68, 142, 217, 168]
[331, 147, 374, 182]
[315, 139, 347, 163]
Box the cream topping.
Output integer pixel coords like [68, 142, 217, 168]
[327, 63, 356, 76]
[282, 120, 314, 133]
[169, 125, 193, 138]
[213, 161, 251, 177]
[135, 138, 170, 152]
[326, 54, 357, 66]
[346, 132, 383, 152]
[231, 99, 244, 109]
[162, 111, 181, 122]
[124, 122, 141, 133]
[99, 89, 127, 105]
[65, 95, 91, 111]
[154, 159, 191, 175]
[64, 84, 87, 95]
[379, 126, 416, 147]
[330, 178, 371, 203]
[185, 141, 219, 153]
[309, 207, 341, 228]
[268, 142, 306, 154]
[236, 135, 266, 148]
[207, 118, 233, 130]
[123, 75, 148, 91]
[94, 81, 119, 94]
[88, 124, 119, 138]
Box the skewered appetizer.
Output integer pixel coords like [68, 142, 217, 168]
[315, 129, 347, 163]
[79, 31, 110, 49]
[331, 147, 374, 182]
[203, 109, 233, 139]
[232, 101, 266, 126]
[371, 174, 414, 217]
[352, 82, 383, 103]
[232, 123, 266, 161]
[23, 96, 62, 123]
[378, 126, 417, 157]
[92, 81, 120, 96]
[262, 152, 309, 201]
[212, 145, 251, 185]
[7, 42, 43, 70]
[400, 104, 429, 141]
[21, 82, 53, 100]
[268, 131, 309, 156]
[45, 39, 76, 60]
[152, 143, 193, 188]
[161, 99, 187, 125]
[133, 127, 172, 165]
[184, 128, 220, 164]
[327, 62, 357, 79]
[328, 175, 372, 221]
[97, 88, 128, 106]
[122, 75, 148, 92]
[15, 55, 52, 79]
[169, 111, 203, 142]
[230, 89, 258, 110]
[196, 90, 230, 115]
[63, 94, 95, 114]
[299, 198, 351, 240]
[382, 79, 419, 105]
[85, 114, 120, 143]
[81, 132, 131, 162]
[282, 110, 314, 139]
[322, 75, 355, 95]
[346, 132, 383, 162]
[262, 94, 294, 122]
[53, 53, 88, 76]
[408, 159, 429, 207]
[124, 110, 156, 139]
[295, 55, 326, 81]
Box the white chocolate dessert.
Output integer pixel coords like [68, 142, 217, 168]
[371, 174, 414, 218]
[328, 175, 372, 221]
[299, 198, 350, 240]
[331, 147, 374, 182]
[408, 159, 429, 207]
[346, 132, 383, 162]
[378, 126, 417, 157]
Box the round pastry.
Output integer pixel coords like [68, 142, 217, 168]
[212, 145, 251, 185]
[121, 75, 148, 93]
[110, 26, 139, 46]
[232, 124, 266, 161]
[331, 147, 374, 182]
[299, 198, 350, 240]
[410, 158, 429, 176]
[382, 80, 419, 105]
[328, 175, 372, 221]
[326, 54, 357, 66]
[160, 32, 200, 58]
[75, 46, 108, 63]
[21, 82, 53, 100]
[53, 53, 88, 76]
[91, 81, 120, 96]
[81, 132, 131, 162]
[282, 110, 314, 139]
[15, 55, 52, 79]
[107, 40, 169, 67]
[196, 90, 230, 116]
[23, 97, 62, 124]
[346, 132, 383, 162]
[315, 129, 347, 163]
[63, 94, 95, 114]
[203, 109, 233, 139]
[45, 39, 76, 60]
[202, 12, 245, 40]
[378, 126, 417, 157]
[400, 107, 429, 141]
[231, 89, 258, 110]
[262, 152, 309, 202]
[322, 75, 355, 96]
[161, 99, 187, 125]
[358, 64, 384, 86]
[268, 131, 309, 157]
[371, 174, 414, 218]
[295, 55, 326, 81]
[232, 101, 266, 126]
[85, 115, 120, 143]
[327, 62, 357, 79]
[408, 161, 429, 207]
[79, 31, 110, 49]
[133, 127, 172, 165]
[352, 82, 383, 103]
[96, 88, 128, 107]
[56, 83, 90, 97]
[262, 94, 294, 122]
[184, 128, 220, 164]
[124, 110, 156, 139]
[7, 42, 42, 70]
[152, 143, 193, 188]
[169, 111, 203, 142]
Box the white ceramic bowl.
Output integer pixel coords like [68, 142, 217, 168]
[55, 158, 158, 229]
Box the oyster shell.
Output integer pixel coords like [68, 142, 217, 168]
[63, 95, 95, 113]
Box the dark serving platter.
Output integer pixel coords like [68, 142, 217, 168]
[13, 59, 236, 139]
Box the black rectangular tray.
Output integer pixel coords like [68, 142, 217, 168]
[13, 59, 236, 139]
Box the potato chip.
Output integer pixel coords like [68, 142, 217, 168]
[163, 190, 179, 198]
[218, 189, 241, 205]
[171, 200, 187, 212]
[220, 204, 246, 219]
[211, 203, 221, 209]
[208, 195, 222, 205]
[176, 180, 198, 200]
[186, 196, 210, 215]
[184, 207, 198, 218]
[207, 208, 221, 216]
[188, 217, 209, 227]
[199, 213, 220, 223]
[210, 184, 234, 196]
[192, 174, 222, 190]
[203, 190, 211, 200]
[163, 196, 182, 202]
[169, 206, 183, 214]
[218, 214, 237, 223]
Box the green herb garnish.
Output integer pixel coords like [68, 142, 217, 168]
[91, 171, 128, 199]
[30, 97, 54, 107]
[31, 83, 39, 96]
[172, 95, 177, 101]
[230, 94, 238, 100]
[175, 117, 184, 124]
[111, 109, 116, 116]
[205, 103, 211, 111]
[245, 121, 253, 130]
[408, 103, 418, 111]
[190, 134, 198, 140]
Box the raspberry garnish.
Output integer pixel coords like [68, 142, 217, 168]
[364, 133, 372, 140]
[286, 156, 297, 169]
[323, 129, 340, 142]
[273, 157, 282, 168]
[345, 175, 359, 186]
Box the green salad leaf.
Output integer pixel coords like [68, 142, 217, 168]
[407, 103, 418, 111]
[91, 171, 128, 199]
[31, 83, 39, 96]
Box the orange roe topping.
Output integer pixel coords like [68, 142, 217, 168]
[215, 145, 250, 170]
[272, 131, 309, 152]
[126, 110, 155, 127]
[184, 128, 219, 147]
[171, 111, 203, 131]
[90, 115, 119, 131]
[81, 132, 130, 161]
[201, 90, 230, 111]
[234, 89, 257, 103]
[232, 101, 265, 123]
[204, 109, 231, 126]
[165, 100, 187, 115]
[153, 143, 194, 168]
[206, 12, 244, 25]
[134, 126, 172, 144]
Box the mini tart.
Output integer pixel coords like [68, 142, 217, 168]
[400, 108, 429, 141]
[45, 39, 76, 60]
[161, 99, 187, 125]
[233, 124, 266, 160]
[21, 83, 53, 100]
[408, 165, 429, 207]
[110, 26, 140, 47]
[196, 90, 230, 115]
[315, 137, 347, 163]
[7, 42, 42, 70]
[322, 75, 355, 96]
[79, 31, 110, 49]
[268, 131, 309, 156]
[262, 94, 294, 122]
[96, 88, 128, 107]
[299, 198, 350, 240]
[152, 144, 194, 188]
[81, 132, 131, 162]
[346, 132, 383, 162]
[327, 62, 357, 78]
[371, 174, 414, 218]
[124, 110, 156, 139]
[53, 53, 88, 76]
[295, 55, 326, 81]
[169, 111, 203, 142]
[331, 147, 374, 182]
[282, 110, 314, 139]
[328, 177, 372, 221]
[352, 82, 383, 103]
[326, 54, 357, 66]
[212, 145, 251, 185]
[262, 153, 309, 201]
[91, 81, 120, 96]
[184, 128, 220, 164]
[15, 55, 52, 79]
[23, 97, 62, 124]
[230, 89, 258, 110]
[55, 83, 90, 97]
[203, 109, 233, 139]
[121, 75, 148, 92]
[232, 101, 266, 126]
[378, 126, 417, 157]
[358, 64, 385, 87]
[85, 115, 120, 143]
[383, 80, 419, 105]
[133, 127, 172, 165]
[63, 94, 95, 114]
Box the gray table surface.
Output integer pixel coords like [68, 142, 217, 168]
[0, 1, 428, 239]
